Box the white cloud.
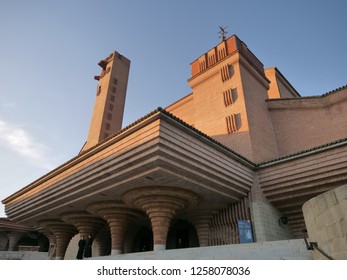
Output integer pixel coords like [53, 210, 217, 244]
[0, 119, 55, 170]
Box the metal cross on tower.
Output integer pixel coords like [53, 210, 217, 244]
[218, 26, 228, 41]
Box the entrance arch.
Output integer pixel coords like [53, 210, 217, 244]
[166, 219, 199, 249]
[18, 232, 49, 252]
[131, 226, 153, 252]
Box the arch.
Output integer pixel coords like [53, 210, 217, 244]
[166, 219, 199, 249]
[17, 231, 49, 252]
[131, 226, 153, 253]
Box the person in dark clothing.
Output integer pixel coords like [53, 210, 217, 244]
[84, 235, 93, 258]
[76, 235, 86, 260]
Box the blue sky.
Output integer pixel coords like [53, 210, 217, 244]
[0, 0, 346, 217]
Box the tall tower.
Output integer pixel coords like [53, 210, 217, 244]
[187, 35, 278, 163]
[82, 51, 130, 152]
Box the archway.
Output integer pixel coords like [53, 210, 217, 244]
[166, 219, 199, 249]
[18, 231, 49, 252]
[131, 226, 153, 252]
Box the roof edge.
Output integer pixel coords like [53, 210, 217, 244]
[257, 137, 347, 168]
[266, 83, 347, 102]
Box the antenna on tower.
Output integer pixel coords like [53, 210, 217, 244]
[218, 26, 228, 41]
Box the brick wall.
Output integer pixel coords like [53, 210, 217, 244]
[265, 68, 300, 99]
[268, 87, 347, 157]
[251, 201, 293, 242]
[165, 94, 194, 125]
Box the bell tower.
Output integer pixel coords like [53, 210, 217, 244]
[82, 51, 130, 152]
[188, 35, 278, 162]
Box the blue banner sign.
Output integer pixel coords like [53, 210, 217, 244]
[237, 220, 253, 243]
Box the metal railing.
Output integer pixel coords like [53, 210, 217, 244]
[303, 230, 334, 260]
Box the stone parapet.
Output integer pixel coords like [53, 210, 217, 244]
[91, 239, 312, 260]
[303, 184, 347, 259]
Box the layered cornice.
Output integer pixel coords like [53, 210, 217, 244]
[3, 108, 254, 225]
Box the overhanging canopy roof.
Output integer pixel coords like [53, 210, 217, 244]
[2, 108, 254, 226]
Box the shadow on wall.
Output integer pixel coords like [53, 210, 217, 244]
[211, 131, 253, 161]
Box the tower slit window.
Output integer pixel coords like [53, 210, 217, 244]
[221, 64, 233, 82]
[223, 88, 237, 106]
[226, 114, 237, 133]
[208, 54, 216, 66]
[221, 67, 225, 82]
[199, 60, 206, 72]
[218, 48, 226, 60]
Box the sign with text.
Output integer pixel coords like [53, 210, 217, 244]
[237, 220, 253, 243]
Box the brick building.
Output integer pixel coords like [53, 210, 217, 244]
[1, 34, 346, 259]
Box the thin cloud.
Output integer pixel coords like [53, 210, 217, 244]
[0, 119, 55, 170]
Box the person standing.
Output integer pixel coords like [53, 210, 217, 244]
[76, 235, 86, 260]
[84, 235, 93, 258]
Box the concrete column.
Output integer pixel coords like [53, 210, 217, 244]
[123, 186, 199, 251]
[94, 229, 110, 256]
[39, 219, 77, 260]
[39, 229, 56, 259]
[88, 201, 142, 255]
[188, 210, 217, 247]
[60, 212, 106, 258]
[6, 231, 27, 251]
[39, 229, 56, 247]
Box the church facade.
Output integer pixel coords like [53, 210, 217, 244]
[1, 34, 347, 259]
